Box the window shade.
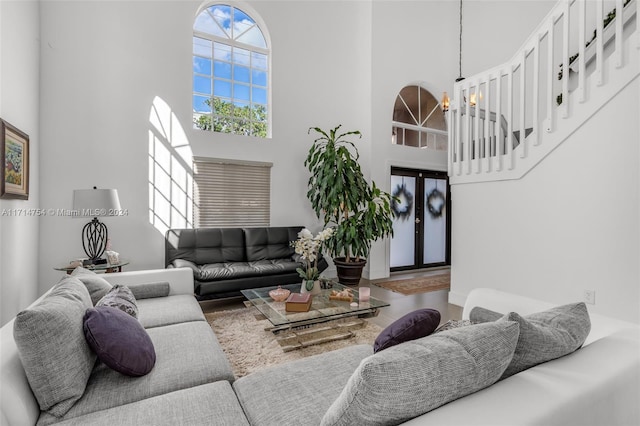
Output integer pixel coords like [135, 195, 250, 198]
[193, 157, 272, 227]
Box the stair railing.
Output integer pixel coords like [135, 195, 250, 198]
[448, 0, 638, 181]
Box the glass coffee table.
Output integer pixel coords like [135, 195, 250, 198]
[241, 281, 389, 332]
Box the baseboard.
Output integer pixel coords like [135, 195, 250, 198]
[448, 290, 467, 308]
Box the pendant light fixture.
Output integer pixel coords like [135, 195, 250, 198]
[455, 0, 465, 83]
[442, 0, 464, 113]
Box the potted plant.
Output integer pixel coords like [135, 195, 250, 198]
[304, 125, 394, 285]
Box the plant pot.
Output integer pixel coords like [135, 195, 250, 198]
[333, 257, 366, 286]
[301, 279, 321, 295]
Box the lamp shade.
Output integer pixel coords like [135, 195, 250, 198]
[72, 189, 121, 218]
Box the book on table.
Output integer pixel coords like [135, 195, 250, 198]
[285, 293, 312, 312]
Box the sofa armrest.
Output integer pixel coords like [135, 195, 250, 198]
[169, 259, 199, 273]
[462, 288, 555, 320]
[102, 268, 194, 296]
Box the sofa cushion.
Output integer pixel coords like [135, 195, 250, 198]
[197, 259, 300, 282]
[244, 226, 300, 261]
[52, 382, 250, 426]
[233, 344, 372, 426]
[13, 277, 96, 418]
[137, 294, 205, 329]
[499, 302, 591, 379]
[96, 285, 138, 318]
[37, 321, 235, 425]
[83, 307, 156, 377]
[321, 321, 520, 426]
[165, 228, 246, 266]
[373, 308, 440, 353]
[71, 267, 112, 305]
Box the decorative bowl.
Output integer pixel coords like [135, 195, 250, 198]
[269, 286, 291, 302]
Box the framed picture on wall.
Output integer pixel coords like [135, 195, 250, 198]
[1, 119, 30, 200]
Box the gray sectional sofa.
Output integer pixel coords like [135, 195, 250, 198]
[165, 226, 328, 299]
[1, 268, 250, 426]
[2, 268, 639, 426]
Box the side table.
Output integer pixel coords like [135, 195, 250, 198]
[55, 259, 130, 275]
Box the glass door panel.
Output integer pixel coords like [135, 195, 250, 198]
[390, 175, 416, 268]
[423, 178, 447, 264]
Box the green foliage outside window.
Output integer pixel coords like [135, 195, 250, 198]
[194, 98, 267, 138]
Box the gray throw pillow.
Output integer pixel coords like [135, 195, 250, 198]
[128, 281, 170, 300]
[13, 277, 96, 418]
[96, 285, 138, 318]
[433, 319, 474, 333]
[71, 266, 112, 305]
[469, 306, 503, 323]
[321, 321, 520, 426]
[499, 302, 591, 379]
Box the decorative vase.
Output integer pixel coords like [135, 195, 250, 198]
[301, 279, 321, 295]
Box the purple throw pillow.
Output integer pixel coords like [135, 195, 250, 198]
[374, 308, 441, 353]
[83, 306, 156, 377]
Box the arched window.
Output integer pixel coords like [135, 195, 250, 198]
[392, 85, 447, 150]
[193, 4, 270, 138]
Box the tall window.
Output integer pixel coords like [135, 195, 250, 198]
[392, 85, 447, 150]
[193, 4, 269, 138]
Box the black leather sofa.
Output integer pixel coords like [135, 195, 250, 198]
[165, 226, 329, 299]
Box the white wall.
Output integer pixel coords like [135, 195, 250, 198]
[37, 0, 376, 289]
[367, 0, 554, 278]
[0, 0, 40, 326]
[450, 78, 640, 323]
[31, 0, 555, 305]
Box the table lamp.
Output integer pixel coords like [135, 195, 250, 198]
[72, 187, 121, 265]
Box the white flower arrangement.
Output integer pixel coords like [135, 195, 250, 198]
[291, 227, 334, 288]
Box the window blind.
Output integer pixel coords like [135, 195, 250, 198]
[193, 157, 272, 227]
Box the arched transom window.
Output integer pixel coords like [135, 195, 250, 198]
[193, 4, 270, 138]
[392, 85, 447, 150]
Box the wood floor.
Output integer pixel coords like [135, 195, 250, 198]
[364, 267, 462, 328]
[200, 267, 463, 328]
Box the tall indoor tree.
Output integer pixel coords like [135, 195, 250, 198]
[305, 125, 394, 285]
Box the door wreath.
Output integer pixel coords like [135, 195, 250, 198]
[426, 187, 445, 218]
[391, 181, 413, 221]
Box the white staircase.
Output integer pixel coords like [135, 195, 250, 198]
[447, 0, 639, 184]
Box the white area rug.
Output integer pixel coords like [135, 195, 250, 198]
[205, 308, 382, 377]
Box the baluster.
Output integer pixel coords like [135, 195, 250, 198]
[519, 53, 527, 159]
[637, 0, 640, 49]
[545, 21, 555, 133]
[495, 71, 503, 171]
[578, 0, 586, 102]
[447, 104, 453, 176]
[561, 0, 570, 119]
[507, 68, 515, 170]
[484, 77, 491, 172]
[474, 84, 481, 173]
[596, 0, 604, 85]
[615, 0, 623, 68]
[465, 86, 472, 175]
[532, 38, 540, 145]
[456, 86, 463, 176]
